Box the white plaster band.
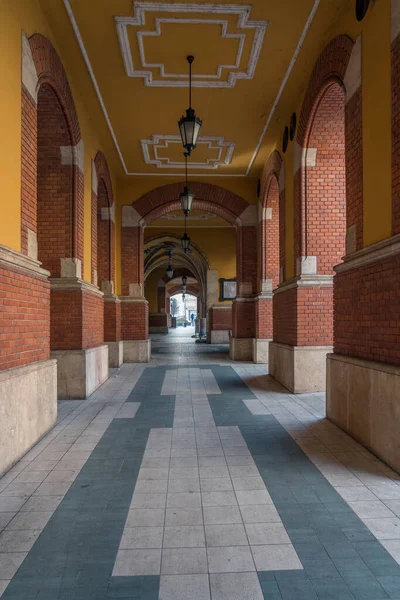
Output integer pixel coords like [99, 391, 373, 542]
[344, 36, 362, 103]
[122, 205, 143, 227]
[60, 139, 84, 173]
[22, 32, 38, 103]
[259, 207, 272, 222]
[296, 255, 317, 276]
[50, 277, 104, 298]
[237, 205, 258, 226]
[101, 205, 115, 223]
[273, 274, 333, 294]
[27, 229, 38, 261]
[293, 142, 317, 174]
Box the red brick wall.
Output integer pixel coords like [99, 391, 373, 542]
[149, 314, 168, 327]
[209, 307, 232, 331]
[256, 297, 272, 339]
[273, 286, 333, 346]
[21, 87, 38, 255]
[50, 289, 104, 350]
[346, 88, 363, 250]
[304, 82, 346, 274]
[273, 288, 297, 346]
[97, 179, 111, 285]
[232, 300, 256, 339]
[121, 301, 149, 340]
[0, 264, 50, 370]
[334, 256, 400, 364]
[104, 301, 121, 342]
[265, 178, 280, 288]
[37, 84, 73, 277]
[237, 226, 257, 294]
[122, 227, 144, 295]
[91, 188, 98, 285]
[393, 34, 400, 234]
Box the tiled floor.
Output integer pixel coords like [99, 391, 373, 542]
[1, 331, 400, 598]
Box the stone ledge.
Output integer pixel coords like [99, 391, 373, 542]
[269, 342, 332, 393]
[273, 274, 333, 294]
[50, 277, 104, 298]
[0, 244, 50, 279]
[335, 233, 400, 274]
[51, 345, 109, 399]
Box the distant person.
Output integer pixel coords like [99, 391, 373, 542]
[190, 313, 195, 326]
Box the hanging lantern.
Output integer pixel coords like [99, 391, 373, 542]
[180, 186, 194, 216]
[182, 275, 188, 286]
[181, 232, 190, 253]
[178, 56, 202, 156]
[166, 264, 174, 279]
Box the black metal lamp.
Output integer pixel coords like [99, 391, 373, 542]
[181, 213, 191, 253]
[182, 275, 188, 286]
[166, 250, 174, 279]
[178, 56, 202, 156]
[180, 153, 194, 215]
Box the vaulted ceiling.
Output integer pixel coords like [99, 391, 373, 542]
[41, 0, 350, 180]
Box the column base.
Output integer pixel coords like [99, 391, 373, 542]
[252, 339, 272, 364]
[211, 330, 230, 344]
[51, 345, 109, 399]
[149, 326, 169, 334]
[0, 359, 57, 475]
[327, 353, 400, 473]
[229, 338, 254, 361]
[106, 341, 123, 368]
[123, 339, 151, 363]
[269, 342, 332, 393]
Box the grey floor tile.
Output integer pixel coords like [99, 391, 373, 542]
[131, 493, 167, 509]
[113, 548, 161, 576]
[210, 572, 264, 600]
[167, 492, 201, 508]
[240, 504, 281, 524]
[207, 545, 255, 573]
[165, 507, 203, 526]
[203, 505, 242, 525]
[0, 530, 40, 552]
[205, 523, 248, 547]
[236, 490, 273, 505]
[0, 552, 27, 579]
[232, 477, 266, 491]
[200, 478, 233, 492]
[0, 497, 27, 513]
[201, 491, 238, 507]
[163, 525, 205, 548]
[245, 522, 291, 545]
[200, 466, 230, 479]
[251, 544, 303, 571]
[20, 495, 62, 512]
[168, 479, 200, 493]
[126, 509, 165, 527]
[158, 574, 210, 600]
[161, 547, 207, 574]
[119, 526, 163, 549]
[5, 511, 52, 531]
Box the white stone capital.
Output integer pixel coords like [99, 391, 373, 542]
[60, 139, 84, 173]
[237, 205, 258, 226]
[293, 142, 317, 174]
[122, 205, 143, 227]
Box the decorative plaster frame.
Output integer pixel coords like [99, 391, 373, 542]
[141, 135, 235, 169]
[115, 3, 267, 88]
[63, 0, 321, 176]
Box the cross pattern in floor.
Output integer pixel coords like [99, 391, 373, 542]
[0, 348, 400, 599]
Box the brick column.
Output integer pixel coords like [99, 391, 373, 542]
[120, 206, 150, 362]
[325, 23, 400, 473]
[230, 206, 258, 361]
[150, 280, 168, 334]
[271, 37, 361, 393]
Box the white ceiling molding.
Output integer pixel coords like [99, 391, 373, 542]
[63, 0, 321, 177]
[141, 135, 235, 169]
[115, 3, 267, 88]
[163, 212, 217, 221]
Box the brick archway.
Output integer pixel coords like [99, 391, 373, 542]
[21, 34, 84, 263]
[93, 151, 116, 287]
[133, 182, 249, 226]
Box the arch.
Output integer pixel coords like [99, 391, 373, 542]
[133, 182, 249, 226]
[259, 150, 284, 289]
[294, 35, 354, 271]
[168, 285, 199, 298]
[93, 151, 115, 287]
[21, 33, 84, 266]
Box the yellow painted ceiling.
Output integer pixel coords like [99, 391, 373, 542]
[40, 0, 356, 179]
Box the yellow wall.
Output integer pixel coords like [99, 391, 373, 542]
[0, 0, 118, 283]
[145, 267, 165, 313]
